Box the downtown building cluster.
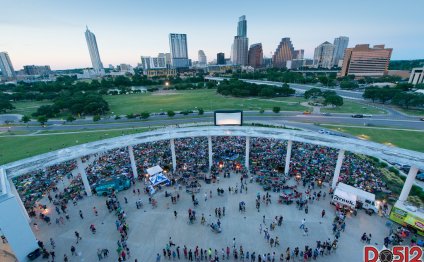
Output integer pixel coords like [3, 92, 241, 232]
[0, 15, 404, 82]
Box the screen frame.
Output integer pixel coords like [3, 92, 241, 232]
[214, 110, 243, 126]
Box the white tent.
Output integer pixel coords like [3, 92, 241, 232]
[146, 165, 170, 186]
[147, 165, 163, 176]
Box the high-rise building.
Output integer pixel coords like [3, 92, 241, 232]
[0, 52, 16, 80]
[158, 53, 172, 68]
[23, 65, 51, 76]
[340, 44, 393, 77]
[332, 36, 349, 66]
[294, 49, 304, 60]
[217, 53, 225, 65]
[140, 56, 167, 70]
[408, 68, 424, 85]
[237, 15, 247, 37]
[248, 43, 263, 68]
[313, 41, 335, 69]
[272, 38, 295, 68]
[232, 16, 249, 66]
[84, 27, 104, 74]
[233, 36, 249, 66]
[198, 50, 207, 65]
[169, 33, 189, 68]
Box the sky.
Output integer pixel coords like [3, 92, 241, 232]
[1, 0, 423, 70]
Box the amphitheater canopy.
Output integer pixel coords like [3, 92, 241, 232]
[2, 126, 424, 179]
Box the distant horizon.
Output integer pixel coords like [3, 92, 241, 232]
[1, 0, 423, 70]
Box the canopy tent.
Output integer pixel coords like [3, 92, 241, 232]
[147, 165, 170, 186]
[333, 188, 357, 209]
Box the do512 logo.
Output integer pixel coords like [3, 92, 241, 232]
[364, 246, 423, 262]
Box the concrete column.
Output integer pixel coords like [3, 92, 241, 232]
[0, 194, 38, 262]
[170, 139, 177, 172]
[208, 136, 213, 168]
[77, 157, 92, 196]
[331, 149, 345, 189]
[245, 136, 250, 169]
[284, 140, 293, 175]
[399, 166, 419, 202]
[8, 178, 31, 223]
[128, 145, 138, 179]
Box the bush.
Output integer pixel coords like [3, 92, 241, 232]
[114, 115, 121, 120]
[272, 107, 281, 113]
[198, 108, 204, 115]
[126, 113, 136, 119]
[66, 115, 76, 122]
[140, 112, 150, 119]
[388, 166, 400, 175]
[93, 115, 101, 122]
[259, 109, 265, 114]
[167, 110, 175, 117]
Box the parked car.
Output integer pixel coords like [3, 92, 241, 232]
[351, 114, 364, 118]
[420, 118, 424, 121]
[303, 111, 312, 115]
[416, 173, 424, 182]
[322, 113, 331, 116]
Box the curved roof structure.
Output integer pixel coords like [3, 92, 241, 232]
[1, 126, 424, 180]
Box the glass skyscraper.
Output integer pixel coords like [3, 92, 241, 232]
[0, 52, 16, 80]
[237, 15, 247, 37]
[169, 33, 189, 68]
[85, 27, 104, 74]
[332, 36, 349, 66]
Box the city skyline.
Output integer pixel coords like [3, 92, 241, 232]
[0, 0, 423, 70]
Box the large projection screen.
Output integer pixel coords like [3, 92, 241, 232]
[214, 110, 243, 126]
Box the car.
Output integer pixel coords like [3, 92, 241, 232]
[363, 114, 373, 118]
[303, 111, 312, 115]
[351, 114, 364, 118]
[416, 173, 424, 182]
[322, 113, 331, 116]
[420, 118, 424, 121]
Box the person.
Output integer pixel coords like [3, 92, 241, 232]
[75, 231, 82, 243]
[50, 238, 55, 249]
[71, 245, 76, 256]
[321, 209, 325, 218]
[300, 218, 306, 229]
[174, 210, 177, 219]
[156, 253, 161, 261]
[79, 210, 83, 219]
[64, 254, 68, 262]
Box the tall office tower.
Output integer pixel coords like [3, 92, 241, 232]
[332, 36, 349, 66]
[169, 33, 189, 68]
[217, 53, 225, 65]
[272, 38, 295, 68]
[232, 15, 249, 66]
[294, 49, 304, 60]
[198, 50, 207, 65]
[0, 52, 16, 80]
[23, 65, 51, 76]
[313, 41, 335, 69]
[158, 53, 172, 68]
[233, 36, 249, 66]
[237, 15, 247, 37]
[340, 44, 392, 77]
[84, 27, 104, 74]
[248, 43, 263, 68]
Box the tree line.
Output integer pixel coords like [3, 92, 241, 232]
[216, 79, 295, 98]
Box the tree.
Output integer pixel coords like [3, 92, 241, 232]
[140, 112, 150, 119]
[272, 106, 281, 113]
[198, 108, 204, 115]
[259, 87, 276, 97]
[415, 83, 424, 89]
[66, 115, 76, 122]
[126, 113, 136, 119]
[0, 99, 15, 113]
[21, 115, 31, 123]
[304, 88, 322, 99]
[167, 110, 175, 117]
[363, 87, 380, 102]
[339, 80, 359, 90]
[37, 115, 48, 126]
[324, 95, 344, 107]
[93, 115, 101, 122]
[32, 105, 59, 118]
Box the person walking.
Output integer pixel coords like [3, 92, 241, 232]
[79, 210, 84, 219]
[321, 210, 325, 218]
[174, 210, 177, 219]
[74, 231, 82, 243]
[71, 246, 76, 256]
[299, 218, 306, 229]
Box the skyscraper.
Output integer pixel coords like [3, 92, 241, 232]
[217, 53, 225, 65]
[237, 15, 247, 37]
[232, 16, 249, 66]
[313, 41, 335, 69]
[0, 52, 16, 80]
[198, 50, 207, 65]
[332, 36, 349, 66]
[340, 44, 392, 77]
[248, 43, 263, 68]
[294, 49, 304, 60]
[272, 38, 295, 68]
[169, 33, 189, 68]
[140, 56, 166, 70]
[158, 53, 172, 68]
[84, 27, 104, 74]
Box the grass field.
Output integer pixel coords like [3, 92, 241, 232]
[394, 107, 424, 116]
[8, 100, 52, 116]
[105, 89, 308, 115]
[0, 128, 150, 165]
[322, 124, 424, 152]
[320, 100, 386, 115]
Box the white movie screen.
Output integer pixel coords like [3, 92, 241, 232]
[214, 111, 242, 126]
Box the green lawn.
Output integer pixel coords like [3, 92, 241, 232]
[104, 89, 308, 115]
[8, 100, 52, 116]
[322, 125, 424, 152]
[320, 100, 386, 115]
[0, 128, 150, 165]
[394, 107, 424, 116]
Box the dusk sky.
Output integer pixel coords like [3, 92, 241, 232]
[1, 0, 423, 70]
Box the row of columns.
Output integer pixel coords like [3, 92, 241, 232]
[73, 138, 420, 200]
